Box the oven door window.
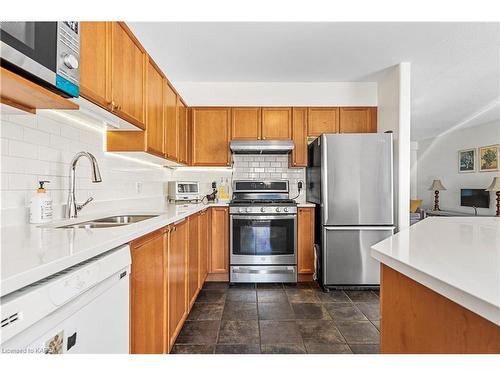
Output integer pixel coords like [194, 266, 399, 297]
[232, 217, 295, 256]
[0, 22, 57, 71]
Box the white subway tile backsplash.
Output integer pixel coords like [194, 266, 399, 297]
[254, 167, 264, 173]
[38, 145, 62, 162]
[1, 139, 9, 155]
[8, 174, 38, 190]
[5, 114, 36, 128]
[50, 134, 71, 150]
[9, 140, 39, 159]
[60, 125, 81, 141]
[36, 116, 62, 135]
[24, 127, 50, 146]
[1, 122, 24, 140]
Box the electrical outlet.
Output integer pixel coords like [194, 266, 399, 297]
[135, 182, 142, 194]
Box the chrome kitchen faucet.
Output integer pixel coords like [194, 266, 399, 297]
[66, 152, 102, 218]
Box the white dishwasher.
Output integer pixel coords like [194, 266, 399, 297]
[1, 245, 131, 354]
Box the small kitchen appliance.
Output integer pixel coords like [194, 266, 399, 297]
[0, 22, 80, 97]
[168, 181, 202, 203]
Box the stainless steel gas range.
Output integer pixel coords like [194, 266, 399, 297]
[229, 181, 297, 283]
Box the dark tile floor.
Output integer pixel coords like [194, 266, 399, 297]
[172, 282, 380, 354]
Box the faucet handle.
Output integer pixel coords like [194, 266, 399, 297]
[76, 197, 94, 211]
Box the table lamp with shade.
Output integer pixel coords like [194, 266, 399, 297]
[429, 179, 446, 211]
[485, 177, 500, 217]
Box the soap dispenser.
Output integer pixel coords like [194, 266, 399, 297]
[29, 180, 53, 224]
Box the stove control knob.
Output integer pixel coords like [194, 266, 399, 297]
[284, 207, 289, 212]
[245, 208, 251, 213]
[238, 208, 243, 213]
[260, 207, 265, 213]
[276, 207, 281, 212]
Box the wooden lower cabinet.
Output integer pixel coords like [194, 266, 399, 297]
[187, 213, 200, 308]
[208, 207, 229, 277]
[168, 219, 188, 349]
[297, 207, 315, 277]
[381, 264, 500, 353]
[198, 209, 210, 288]
[130, 229, 168, 354]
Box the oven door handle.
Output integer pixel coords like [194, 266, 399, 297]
[232, 267, 296, 275]
[230, 215, 297, 220]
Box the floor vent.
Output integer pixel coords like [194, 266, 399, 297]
[1, 313, 20, 328]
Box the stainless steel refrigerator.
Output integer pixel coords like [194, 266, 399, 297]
[306, 133, 394, 289]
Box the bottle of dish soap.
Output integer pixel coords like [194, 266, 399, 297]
[29, 181, 53, 224]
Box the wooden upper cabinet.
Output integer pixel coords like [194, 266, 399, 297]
[209, 207, 229, 274]
[198, 209, 209, 288]
[191, 108, 231, 166]
[291, 108, 308, 167]
[297, 207, 315, 275]
[79, 22, 110, 108]
[146, 58, 164, 156]
[110, 22, 146, 129]
[168, 220, 188, 348]
[261, 108, 292, 140]
[177, 98, 189, 164]
[130, 229, 167, 354]
[164, 83, 178, 161]
[308, 107, 339, 136]
[339, 107, 377, 133]
[231, 107, 261, 140]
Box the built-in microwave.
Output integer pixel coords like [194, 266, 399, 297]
[0, 22, 80, 97]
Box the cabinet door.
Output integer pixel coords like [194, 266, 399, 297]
[231, 107, 261, 140]
[339, 107, 377, 133]
[209, 207, 229, 274]
[188, 214, 200, 308]
[297, 207, 315, 274]
[178, 97, 189, 164]
[168, 220, 188, 347]
[130, 229, 167, 354]
[146, 59, 164, 156]
[111, 22, 146, 129]
[164, 83, 178, 161]
[261, 108, 292, 140]
[80, 22, 110, 108]
[198, 209, 209, 288]
[291, 108, 308, 167]
[191, 108, 231, 166]
[308, 107, 339, 136]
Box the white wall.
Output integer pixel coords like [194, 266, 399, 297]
[416, 120, 500, 216]
[410, 141, 418, 199]
[376, 63, 411, 231]
[0, 112, 173, 226]
[175, 82, 377, 106]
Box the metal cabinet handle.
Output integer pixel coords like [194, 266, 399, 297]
[233, 268, 295, 275]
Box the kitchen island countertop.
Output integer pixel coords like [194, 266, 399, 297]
[371, 217, 500, 326]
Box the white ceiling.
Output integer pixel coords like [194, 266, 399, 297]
[128, 22, 500, 140]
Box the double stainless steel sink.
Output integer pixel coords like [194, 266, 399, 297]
[56, 215, 159, 229]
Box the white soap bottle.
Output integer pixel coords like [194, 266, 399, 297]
[29, 181, 53, 224]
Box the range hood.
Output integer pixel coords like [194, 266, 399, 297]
[230, 140, 294, 154]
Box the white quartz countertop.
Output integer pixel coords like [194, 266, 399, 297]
[1, 202, 227, 297]
[371, 217, 500, 326]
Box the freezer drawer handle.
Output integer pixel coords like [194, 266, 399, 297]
[233, 268, 295, 275]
